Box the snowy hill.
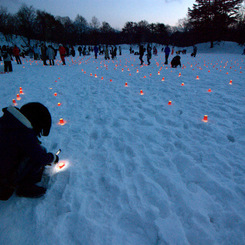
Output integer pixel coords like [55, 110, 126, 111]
[0, 36, 245, 245]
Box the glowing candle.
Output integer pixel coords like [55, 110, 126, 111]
[58, 118, 66, 125]
[168, 101, 172, 105]
[54, 92, 57, 96]
[196, 75, 200, 80]
[58, 162, 65, 169]
[229, 80, 232, 85]
[140, 90, 144, 95]
[16, 94, 21, 100]
[208, 89, 212, 92]
[181, 83, 184, 86]
[161, 77, 165, 81]
[125, 82, 128, 87]
[202, 115, 208, 122]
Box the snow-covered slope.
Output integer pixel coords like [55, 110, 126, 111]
[0, 38, 244, 245]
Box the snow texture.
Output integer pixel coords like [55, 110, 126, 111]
[0, 38, 245, 245]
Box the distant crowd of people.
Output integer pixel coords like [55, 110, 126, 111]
[1, 42, 245, 73]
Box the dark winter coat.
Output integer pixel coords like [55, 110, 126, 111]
[164, 46, 170, 55]
[94, 46, 99, 54]
[139, 45, 145, 56]
[171, 55, 181, 68]
[0, 106, 55, 185]
[1, 48, 11, 62]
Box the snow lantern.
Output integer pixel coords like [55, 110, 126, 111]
[16, 94, 21, 100]
[58, 118, 66, 125]
[202, 115, 208, 122]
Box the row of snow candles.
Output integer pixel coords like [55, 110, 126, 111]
[53, 90, 66, 126]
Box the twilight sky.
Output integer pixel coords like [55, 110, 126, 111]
[0, 0, 197, 29]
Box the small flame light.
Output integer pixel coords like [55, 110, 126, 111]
[136, 69, 139, 73]
[16, 94, 21, 100]
[168, 101, 172, 105]
[12, 99, 17, 105]
[57, 102, 61, 106]
[58, 118, 66, 125]
[125, 82, 128, 87]
[179, 72, 181, 77]
[54, 92, 57, 96]
[161, 77, 165, 81]
[19, 87, 24, 94]
[52, 160, 70, 173]
[95, 74, 97, 78]
[58, 162, 65, 169]
[229, 80, 232, 85]
[208, 89, 212, 92]
[101, 77, 104, 80]
[196, 75, 200, 80]
[181, 83, 184, 86]
[158, 71, 160, 75]
[140, 90, 144, 95]
[202, 115, 208, 122]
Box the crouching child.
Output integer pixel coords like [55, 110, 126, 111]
[0, 103, 59, 200]
[171, 55, 181, 68]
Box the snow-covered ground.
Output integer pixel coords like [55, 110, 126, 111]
[0, 41, 244, 245]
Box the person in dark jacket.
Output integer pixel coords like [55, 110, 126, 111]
[139, 44, 145, 65]
[71, 46, 75, 57]
[2, 45, 13, 72]
[94, 45, 99, 59]
[78, 46, 82, 56]
[191, 45, 197, 57]
[41, 43, 47, 65]
[0, 103, 59, 200]
[147, 44, 152, 65]
[171, 55, 181, 68]
[164, 45, 170, 65]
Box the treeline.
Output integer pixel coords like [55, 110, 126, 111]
[0, 1, 244, 47]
